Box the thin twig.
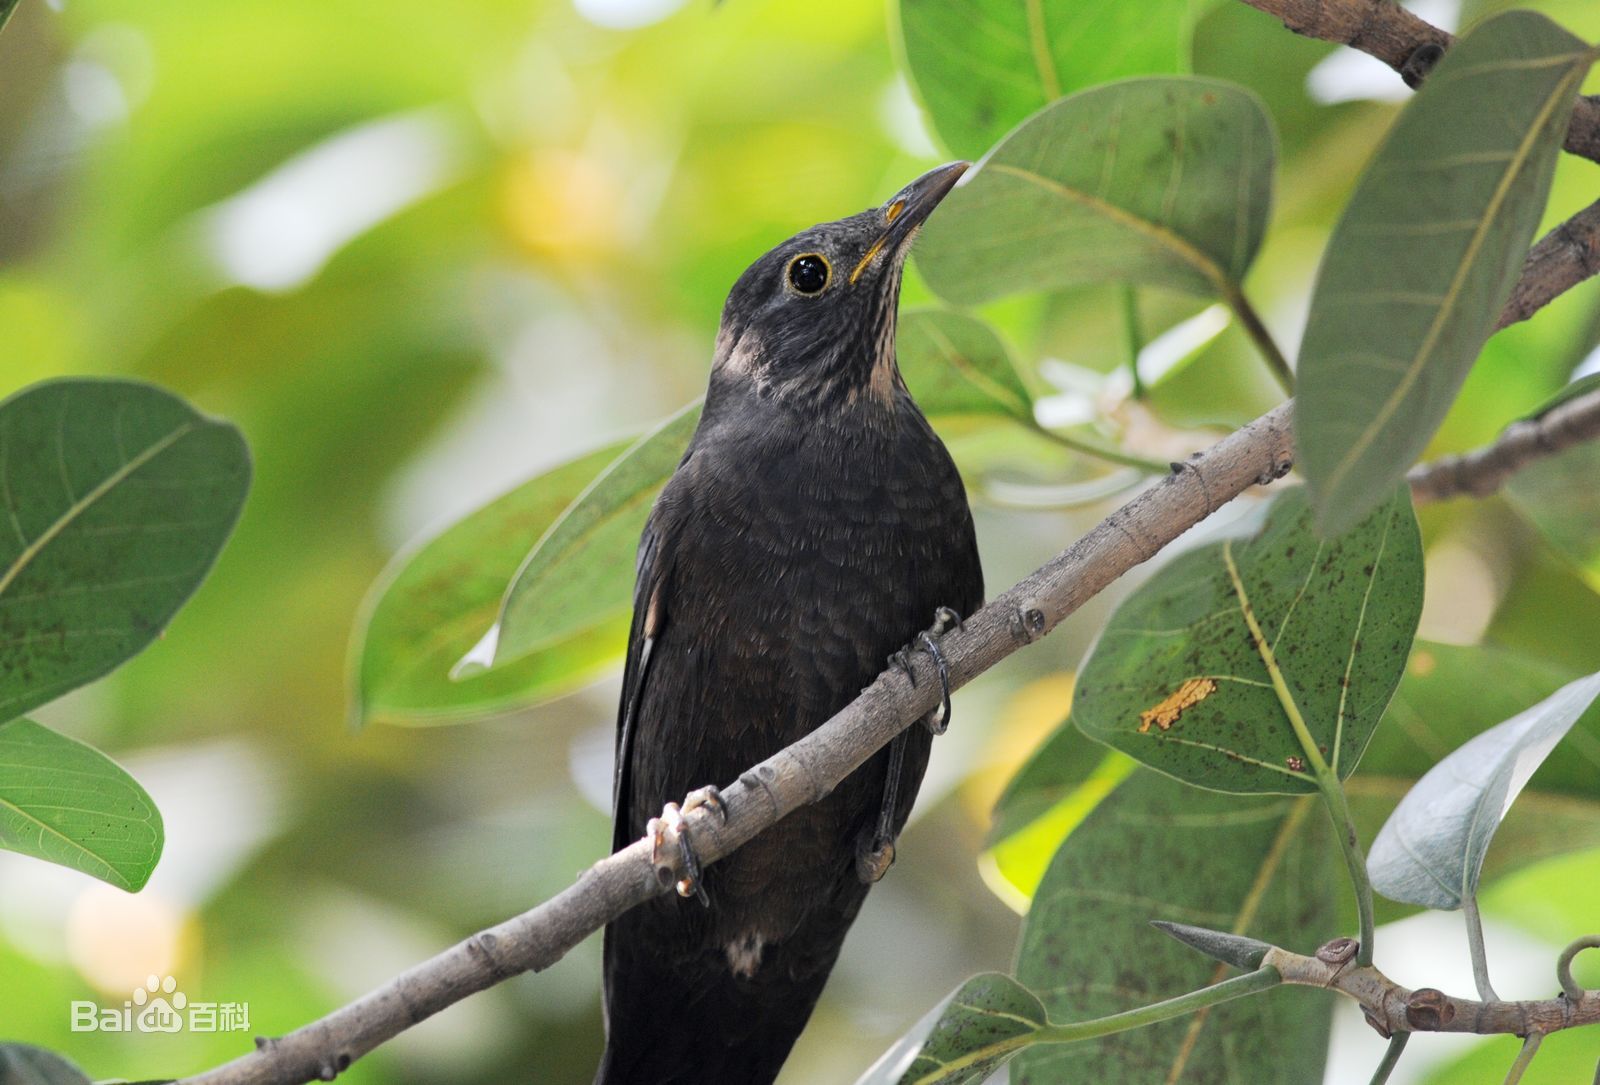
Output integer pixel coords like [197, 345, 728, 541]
[1407, 385, 1600, 501]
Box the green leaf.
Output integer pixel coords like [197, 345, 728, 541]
[856, 972, 1049, 1085]
[1074, 487, 1423, 794]
[897, 0, 1191, 159]
[1504, 378, 1600, 590]
[1363, 641, 1600, 797]
[1012, 770, 1335, 1084]
[0, 378, 251, 722]
[1295, 12, 1593, 535]
[351, 439, 636, 727]
[897, 309, 1033, 421]
[915, 77, 1275, 304]
[490, 402, 700, 669]
[1368, 670, 1600, 910]
[989, 717, 1109, 845]
[0, 718, 162, 891]
[0, 1044, 92, 1085]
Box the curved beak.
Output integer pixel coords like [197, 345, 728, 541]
[849, 161, 969, 285]
[884, 160, 969, 250]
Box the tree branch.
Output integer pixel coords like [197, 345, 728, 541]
[1407, 385, 1600, 501]
[1160, 924, 1600, 1040]
[176, 405, 1296, 1085]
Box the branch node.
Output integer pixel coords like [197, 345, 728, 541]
[1405, 988, 1457, 1031]
[1317, 937, 1359, 966]
[1400, 41, 1445, 88]
[1009, 601, 1048, 643]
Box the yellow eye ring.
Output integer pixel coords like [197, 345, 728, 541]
[786, 252, 831, 295]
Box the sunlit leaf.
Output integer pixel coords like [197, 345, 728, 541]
[897, 0, 1190, 159]
[1012, 770, 1335, 1084]
[1296, 12, 1593, 535]
[856, 972, 1048, 1085]
[916, 78, 1275, 304]
[1368, 670, 1600, 910]
[491, 402, 700, 668]
[0, 718, 162, 891]
[1074, 488, 1423, 794]
[898, 309, 1033, 421]
[0, 378, 251, 722]
[352, 438, 635, 727]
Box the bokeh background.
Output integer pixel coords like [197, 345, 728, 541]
[1, 0, 1599, 1082]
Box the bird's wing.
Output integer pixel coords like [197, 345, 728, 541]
[612, 511, 668, 854]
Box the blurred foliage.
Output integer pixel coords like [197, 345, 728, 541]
[3, 0, 1600, 1082]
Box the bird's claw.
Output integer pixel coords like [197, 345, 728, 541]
[648, 786, 725, 908]
[855, 830, 896, 884]
[890, 608, 961, 735]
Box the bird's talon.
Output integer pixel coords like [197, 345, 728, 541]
[916, 630, 952, 735]
[649, 802, 710, 907]
[889, 647, 917, 688]
[854, 831, 896, 884]
[683, 784, 727, 824]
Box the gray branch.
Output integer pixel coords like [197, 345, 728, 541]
[1408, 385, 1600, 501]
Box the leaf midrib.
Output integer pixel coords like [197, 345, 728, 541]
[984, 162, 1230, 293]
[0, 421, 196, 600]
[1318, 54, 1590, 502]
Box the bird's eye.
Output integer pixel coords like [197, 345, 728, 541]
[787, 253, 831, 295]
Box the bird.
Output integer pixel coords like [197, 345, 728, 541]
[595, 161, 984, 1085]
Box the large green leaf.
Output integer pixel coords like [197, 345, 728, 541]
[0, 718, 162, 891]
[897, 0, 1190, 159]
[0, 379, 251, 722]
[897, 309, 1033, 422]
[1012, 770, 1335, 1084]
[856, 972, 1049, 1085]
[351, 439, 636, 727]
[1368, 670, 1600, 910]
[1295, 12, 1593, 535]
[915, 78, 1275, 304]
[490, 402, 700, 668]
[1074, 487, 1423, 794]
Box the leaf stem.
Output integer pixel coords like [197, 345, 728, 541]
[1030, 423, 1170, 473]
[1464, 894, 1500, 1001]
[1122, 284, 1147, 399]
[1223, 541, 1377, 966]
[1504, 1032, 1544, 1085]
[1034, 967, 1281, 1045]
[1220, 282, 1294, 396]
[1368, 1033, 1410, 1085]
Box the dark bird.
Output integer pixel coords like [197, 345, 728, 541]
[596, 162, 984, 1085]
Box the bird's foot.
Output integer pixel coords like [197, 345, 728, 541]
[855, 830, 896, 885]
[889, 606, 962, 735]
[647, 786, 725, 907]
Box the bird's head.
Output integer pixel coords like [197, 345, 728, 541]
[710, 161, 969, 408]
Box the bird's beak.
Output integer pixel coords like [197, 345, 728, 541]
[850, 161, 970, 284]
